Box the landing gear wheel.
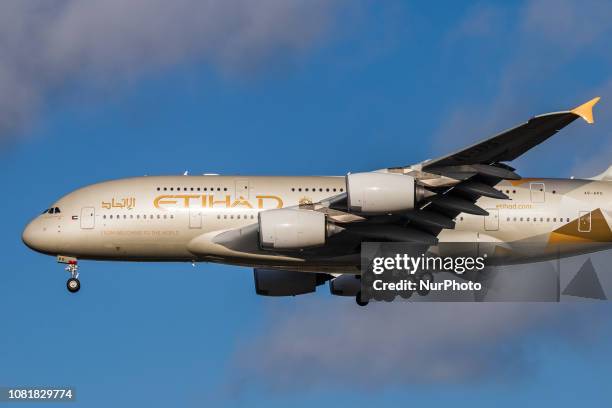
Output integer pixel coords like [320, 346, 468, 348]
[416, 272, 433, 296]
[63, 259, 80, 293]
[355, 291, 369, 307]
[67, 278, 80, 293]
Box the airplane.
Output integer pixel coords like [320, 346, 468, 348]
[22, 97, 610, 305]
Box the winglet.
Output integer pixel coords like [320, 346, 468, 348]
[571, 96, 600, 124]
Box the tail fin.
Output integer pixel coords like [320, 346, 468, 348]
[590, 165, 612, 181]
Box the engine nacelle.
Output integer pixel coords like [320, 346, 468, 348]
[346, 172, 425, 215]
[259, 208, 336, 250]
[254, 269, 330, 296]
[329, 274, 361, 297]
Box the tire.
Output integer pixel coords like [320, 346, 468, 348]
[421, 272, 434, 283]
[355, 291, 369, 307]
[67, 278, 80, 293]
[417, 272, 433, 296]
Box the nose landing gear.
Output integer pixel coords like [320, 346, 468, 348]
[58, 255, 80, 293]
[66, 264, 80, 293]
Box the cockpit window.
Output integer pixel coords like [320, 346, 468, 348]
[42, 207, 61, 214]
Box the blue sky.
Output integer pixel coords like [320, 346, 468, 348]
[2, 1, 612, 406]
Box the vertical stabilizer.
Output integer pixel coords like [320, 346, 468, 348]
[589, 165, 612, 181]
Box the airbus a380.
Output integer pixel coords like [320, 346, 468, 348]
[23, 97, 610, 305]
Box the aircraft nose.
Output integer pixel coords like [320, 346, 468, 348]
[22, 220, 37, 250]
[22, 218, 47, 253]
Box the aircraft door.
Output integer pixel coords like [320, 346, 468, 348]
[484, 208, 499, 231]
[80, 207, 95, 229]
[189, 210, 202, 229]
[530, 182, 545, 203]
[578, 211, 591, 232]
[235, 178, 250, 200]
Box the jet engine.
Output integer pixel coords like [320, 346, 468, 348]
[254, 268, 331, 296]
[346, 172, 430, 214]
[258, 208, 342, 250]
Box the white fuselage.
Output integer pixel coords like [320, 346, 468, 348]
[22, 175, 612, 273]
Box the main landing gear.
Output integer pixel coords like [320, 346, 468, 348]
[58, 255, 80, 293]
[355, 291, 369, 307]
[355, 272, 435, 306]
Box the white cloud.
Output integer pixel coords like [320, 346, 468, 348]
[0, 0, 346, 143]
[228, 297, 608, 392]
[522, 0, 612, 50]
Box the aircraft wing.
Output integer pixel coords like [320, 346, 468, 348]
[311, 97, 601, 243]
[198, 98, 602, 253]
[418, 97, 600, 172]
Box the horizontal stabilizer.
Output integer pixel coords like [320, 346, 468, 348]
[589, 165, 612, 181]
